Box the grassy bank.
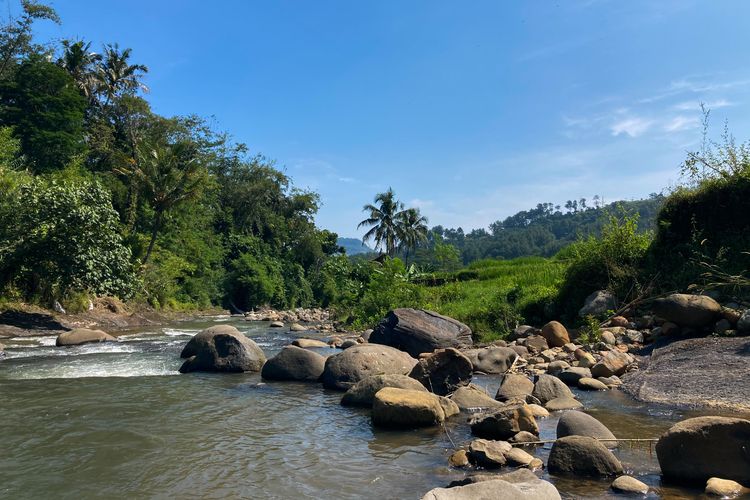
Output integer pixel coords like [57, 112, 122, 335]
[419, 257, 567, 342]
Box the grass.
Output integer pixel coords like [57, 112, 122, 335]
[419, 257, 567, 343]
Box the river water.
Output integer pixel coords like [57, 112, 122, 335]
[0, 317, 745, 499]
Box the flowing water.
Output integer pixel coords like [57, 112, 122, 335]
[0, 317, 746, 499]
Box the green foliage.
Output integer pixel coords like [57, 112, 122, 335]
[0, 58, 86, 171]
[0, 175, 137, 300]
[576, 315, 602, 344]
[556, 210, 652, 321]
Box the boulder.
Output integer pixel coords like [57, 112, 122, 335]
[577, 377, 609, 391]
[260, 345, 325, 381]
[609, 316, 629, 328]
[652, 294, 721, 328]
[548, 435, 623, 477]
[369, 308, 472, 357]
[289, 323, 306, 332]
[524, 335, 549, 354]
[371, 387, 449, 428]
[448, 450, 469, 468]
[611, 476, 649, 494]
[464, 347, 518, 374]
[556, 411, 617, 446]
[738, 310, 750, 332]
[467, 439, 511, 468]
[421, 477, 561, 500]
[544, 397, 583, 411]
[450, 384, 505, 410]
[269, 321, 284, 328]
[495, 373, 534, 402]
[656, 416, 750, 484]
[600, 330, 617, 345]
[590, 351, 632, 378]
[557, 367, 591, 386]
[321, 344, 417, 391]
[579, 290, 616, 317]
[505, 447, 535, 466]
[56, 328, 116, 347]
[409, 347, 472, 395]
[341, 374, 427, 407]
[532, 374, 575, 405]
[292, 338, 329, 348]
[541, 321, 570, 348]
[546, 360, 570, 376]
[470, 403, 539, 440]
[705, 477, 748, 497]
[179, 326, 266, 373]
[527, 404, 549, 418]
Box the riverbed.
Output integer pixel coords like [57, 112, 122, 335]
[0, 317, 745, 499]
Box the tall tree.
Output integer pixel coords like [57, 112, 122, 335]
[57, 39, 101, 102]
[358, 188, 404, 257]
[0, 0, 59, 80]
[96, 43, 148, 106]
[397, 207, 429, 266]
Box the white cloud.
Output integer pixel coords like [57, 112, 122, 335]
[610, 117, 653, 137]
[673, 98, 734, 111]
[664, 115, 700, 132]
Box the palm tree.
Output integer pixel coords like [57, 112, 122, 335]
[358, 188, 404, 257]
[96, 43, 148, 106]
[57, 39, 101, 102]
[118, 140, 207, 265]
[397, 207, 429, 266]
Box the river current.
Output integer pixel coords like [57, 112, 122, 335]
[0, 317, 743, 499]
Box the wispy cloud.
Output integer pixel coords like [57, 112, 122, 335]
[673, 98, 734, 111]
[640, 76, 750, 103]
[664, 115, 700, 132]
[610, 117, 653, 137]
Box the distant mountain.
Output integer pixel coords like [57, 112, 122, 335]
[337, 237, 374, 255]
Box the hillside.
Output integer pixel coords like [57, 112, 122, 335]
[337, 237, 373, 255]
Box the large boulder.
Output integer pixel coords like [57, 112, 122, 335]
[495, 373, 534, 403]
[548, 436, 624, 477]
[341, 374, 427, 407]
[321, 344, 417, 391]
[652, 294, 721, 328]
[464, 347, 518, 374]
[579, 290, 616, 317]
[369, 308, 472, 357]
[179, 326, 266, 373]
[470, 403, 539, 440]
[450, 384, 505, 410]
[655, 416, 750, 484]
[590, 351, 632, 378]
[409, 348, 472, 395]
[532, 374, 575, 405]
[541, 321, 570, 348]
[556, 411, 617, 447]
[260, 345, 325, 381]
[56, 328, 116, 347]
[371, 387, 456, 428]
[422, 477, 561, 500]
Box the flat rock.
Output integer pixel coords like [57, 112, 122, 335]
[450, 384, 505, 410]
[372, 387, 448, 428]
[292, 338, 329, 348]
[421, 477, 561, 500]
[56, 328, 116, 346]
[341, 374, 427, 407]
[577, 377, 609, 391]
[545, 397, 583, 411]
[369, 308, 472, 357]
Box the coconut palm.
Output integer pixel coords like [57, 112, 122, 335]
[96, 43, 148, 106]
[119, 140, 207, 265]
[397, 207, 429, 266]
[358, 188, 404, 257]
[58, 39, 101, 102]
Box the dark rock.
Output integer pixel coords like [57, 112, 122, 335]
[260, 345, 325, 381]
[579, 290, 616, 317]
[470, 403, 539, 440]
[548, 435, 623, 477]
[656, 416, 750, 484]
[467, 438, 510, 468]
[409, 347, 472, 395]
[464, 347, 518, 374]
[524, 335, 549, 354]
[558, 367, 592, 386]
[321, 344, 417, 391]
[179, 326, 266, 373]
[369, 308, 472, 357]
[532, 374, 575, 405]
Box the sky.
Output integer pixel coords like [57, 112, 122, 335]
[21, 0, 750, 238]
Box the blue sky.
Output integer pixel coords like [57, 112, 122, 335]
[25, 0, 750, 237]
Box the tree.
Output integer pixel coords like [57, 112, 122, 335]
[120, 139, 208, 265]
[96, 43, 148, 106]
[0, 0, 59, 80]
[397, 207, 429, 266]
[358, 187, 404, 256]
[57, 39, 101, 103]
[0, 58, 86, 172]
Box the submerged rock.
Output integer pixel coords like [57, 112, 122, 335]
[369, 308, 472, 357]
[321, 344, 417, 391]
[56, 328, 116, 347]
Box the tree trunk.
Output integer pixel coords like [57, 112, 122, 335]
[142, 210, 162, 266]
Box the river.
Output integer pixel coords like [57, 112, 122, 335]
[0, 317, 744, 499]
